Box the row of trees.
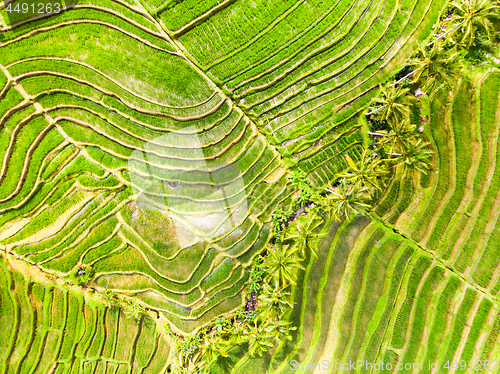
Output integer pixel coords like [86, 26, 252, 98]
[166, 0, 499, 372]
[444, 0, 499, 49]
[166, 212, 325, 373]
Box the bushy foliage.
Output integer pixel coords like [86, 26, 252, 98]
[69, 265, 95, 286]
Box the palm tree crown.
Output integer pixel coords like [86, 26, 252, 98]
[407, 41, 461, 88]
[394, 138, 433, 176]
[285, 213, 325, 259]
[323, 182, 372, 220]
[201, 333, 229, 363]
[262, 244, 305, 288]
[244, 318, 274, 357]
[370, 84, 411, 124]
[339, 149, 389, 193]
[377, 119, 417, 156]
[258, 281, 293, 318]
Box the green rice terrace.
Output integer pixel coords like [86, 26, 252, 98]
[0, 0, 499, 372]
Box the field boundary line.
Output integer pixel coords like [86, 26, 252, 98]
[370, 212, 499, 304]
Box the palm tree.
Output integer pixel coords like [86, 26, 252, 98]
[244, 318, 274, 357]
[394, 138, 433, 176]
[201, 333, 229, 363]
[376, 119, 417, 156]
[368, 84, 411, 124]
[174, 356, 208, 374]
[323, 182, 372, 220]
[170, 350, 208, 374]
[407, 41, 461, 88]
[339, 149, 389, 192]
[227, 319, 248, 345]
[447, 0, 500, 47]
[289, 169, 313, 195]
[258, 281, 293, 318]
[285, 213, 325, 259]
[262, 243, 305, 288]
[264, 318, 296, 346]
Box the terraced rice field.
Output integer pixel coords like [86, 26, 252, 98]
[0, 0, 445, 333]
[0, 0, 297, 334]
[0, 255, 170, 373]
[156, 0, 444, 184]
[379, 71, 500, 299]
[211, 215, 500, 373]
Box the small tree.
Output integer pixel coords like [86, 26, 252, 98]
[96, 289, 116, 308]
[258, 281, 293, 319]
[201, 333, 229, 363]
[264, 318, 296, 347]
[369, 84, 412, 124]
[120, 298, 146, 320]
[339, 149, 390, 193]
[262, 244, 305, 288]
[407, 41, 462, 89]
[376, 119, 418, 157]
[322, 182, 372, 221]
[394, 138, 433, 177]
[243, 318, 274, 357]
[285, 213, 325, 259]
[446, 0, 500, 48]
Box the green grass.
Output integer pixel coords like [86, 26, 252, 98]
[399, 266, 445, 369]
[388, 178, 414, 224]
[0, 255, 170, 372]
[333, 229, 387, 361]
[361, 245, 414, 373]
[376, 180, 401, 217]
[432, 79, 475, 259]
[421, 276, 462, 373]
[337, 237, 403, 364]
[458, 298, 493, 365]
[478, 311, 500, 364]
[390, 256, 432, 349]
[411, 87, 453, 242]
[438, 288, 477, 373]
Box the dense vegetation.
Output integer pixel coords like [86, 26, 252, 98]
[0, 0, 499, 372]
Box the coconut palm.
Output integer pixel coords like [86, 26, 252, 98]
[339, 149, 389, 192]
[323, 182, 372, 221]
[376, 119, 417, 156]
[262, 243, 305, 288]
[244, 318, 274, 357]
[447, 0, 500, 47]
[394, 138, 433, 176]
[170, 351, 208, 374]
[285, 213, 325, 259]
[258, 281, 293, 318]
[264, 318, 296, 346]
[368, 84, 411, 124]
[289, 169, 313, 195]
[227, 319, 248, 345]
[201, 333, 229, 363]
[407, 41, 461, 88]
